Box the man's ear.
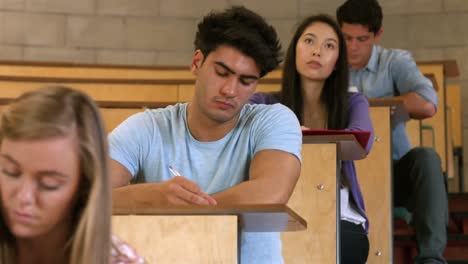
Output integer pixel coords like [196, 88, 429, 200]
[191, 50, 204, 75]
[374, 28, 384, 42]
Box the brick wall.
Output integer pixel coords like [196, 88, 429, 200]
[0, 0, 467, 187]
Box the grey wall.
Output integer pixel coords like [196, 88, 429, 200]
[0, 0, 467, 187]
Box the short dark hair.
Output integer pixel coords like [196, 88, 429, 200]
[194, 6, 282, 77]
[281, 14, 349, 130]
[336, 0, 383, 34]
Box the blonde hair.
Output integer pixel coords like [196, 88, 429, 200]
[0, 86, 110, 264]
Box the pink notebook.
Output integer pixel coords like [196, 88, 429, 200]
[302, 129, 371, 149]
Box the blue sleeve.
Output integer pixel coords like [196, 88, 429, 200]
[251, 104, 302, 162]
[108, 111, 153, 177]
[390, 50, 438, 107]
[346, 93, 374, 154]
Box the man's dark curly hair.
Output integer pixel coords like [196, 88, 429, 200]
[194, 6, 282, 77]
[336, 0, 383, 35]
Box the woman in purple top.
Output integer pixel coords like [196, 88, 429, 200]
[250, 14, 374, 263]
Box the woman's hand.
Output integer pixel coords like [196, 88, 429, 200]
[111, 235, 146, 264]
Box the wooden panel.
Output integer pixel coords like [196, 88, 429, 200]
[355, 107, 392, 264]
[446, 109, 455, 179]
[447, 84, 462, 148]
[418, 60, 459, 78]
[407, 119, 421, 147]
[418, 64, 447, 171]
[421, 126, 435, 148]
[0, 63, 282, 82]
[256, 83, 280, 93]
[0, 81, 49, 98]
[0, 81, 179, 102]
[446, 84, 462, 181]
[178, 84, 194, 102]
[177, 83, 281, 103]
[112, 205, 307, 232]
[112, 215, 237, 264]
[75, 83, 178, 102]
[282, 143, 337, 263]
[0, 65, 196, 81]
[263, 69, 282, 80]
[100, 108, 143, 133]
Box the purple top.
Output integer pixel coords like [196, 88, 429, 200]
[249, 92, 374, 232]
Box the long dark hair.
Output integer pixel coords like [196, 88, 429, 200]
[281, 14, 349, 130]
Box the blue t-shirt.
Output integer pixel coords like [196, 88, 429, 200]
[349, 45, 438, 160]
[109, 102, 302, 264]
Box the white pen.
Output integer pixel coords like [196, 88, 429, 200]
[168, 165, 181, 177]
[169, 165, 217, 205]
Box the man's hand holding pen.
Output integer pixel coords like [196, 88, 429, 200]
[163, 166, 217, 206]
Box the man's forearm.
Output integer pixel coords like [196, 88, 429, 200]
[212, 176, 296, 205]
[396, 92, 436, 119]
[112, 183, 167, 208]
[211, 150, 301, 205]
[113, 179, 295, 207]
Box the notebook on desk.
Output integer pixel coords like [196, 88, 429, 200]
[301, 129, 372, 149]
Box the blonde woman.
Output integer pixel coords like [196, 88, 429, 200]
[0, 86, 143, 264]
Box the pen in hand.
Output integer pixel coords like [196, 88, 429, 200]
[167, 165, 217, 205]
[168, 166, 182, 177]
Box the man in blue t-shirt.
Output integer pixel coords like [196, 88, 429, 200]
[108, 6, 302, 264]
[337, 0, 448, 263]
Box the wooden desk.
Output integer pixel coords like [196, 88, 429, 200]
[282, 134, 365, 264]
[369, 96, 421, 148]
[0, 60, 281, 82]
[0, 97, 174, 133]
[368, 98, 410, 126]
[112, 204, 306, 264]
[446, 84, 463, 149]
[446, 83, 463, 191]
[0, 61, 455, 261]
[406, 73, 439, 148]
[97, 101, 174, 132]
[357, 103, 394, 264]
[302, 134, 366, 160]
[418, 60, 459, 174]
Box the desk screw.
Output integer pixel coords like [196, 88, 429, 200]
[317, 184, 325, 190]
